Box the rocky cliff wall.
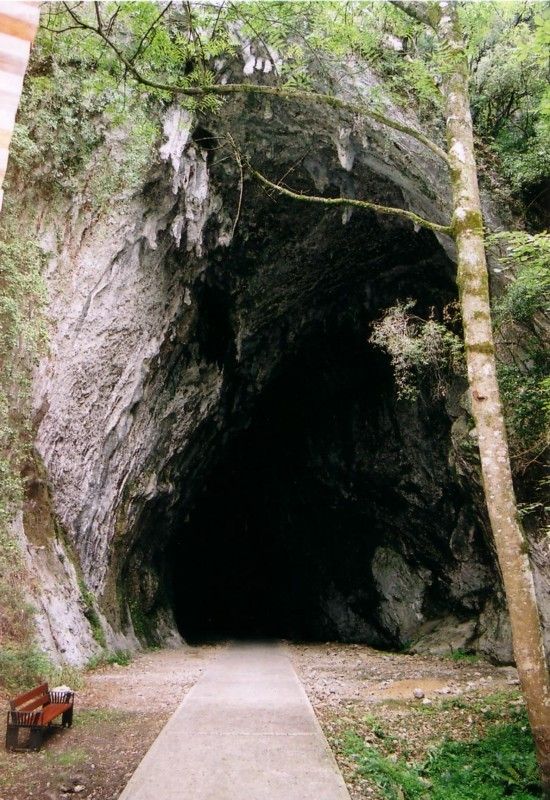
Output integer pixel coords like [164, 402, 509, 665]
[10, 55, 546, 665]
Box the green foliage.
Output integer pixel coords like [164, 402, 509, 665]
[369, 301, 464, 400]
[490, 232, 550, 327]
[469, 691, 525, 720]
[78, 580, 106, 649]
[425, 722, 540, 799]
[0, 552, 35, 646]
[462, 2, 550, 197]
[0, 644, 83, 694]
[227, 1, 441, 113]
[128, 598, 158, 646]
[106, 649, 132, 666]
[35, 1, 444, 125]
[343, 712, 540, 799]
[38, 2, 235, 107]
[344, 731, 426, 800]
[0, 208, 49, 691]
[86, 649, 132, 670]
[447, 648, 481, 664]
[0, 646, 54, 694]
[31, 1, 547, 210]
[0, 8, 163, 685]
[497, 356, 549, 467]
[363, 713, 392, 741]
[0, 216, 47, 523]
[10, 69, 107, 195]
[45, 748, 88, 768]
[9, 10, 163, 206]
[225, 2, 547, 193]
[88, 118, 161, 209]
[487, 232, 550, 469]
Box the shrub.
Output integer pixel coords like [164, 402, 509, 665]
[0, 646, 54, 694]
[343, 712, 540, 799]
[369, 301, 464, 400]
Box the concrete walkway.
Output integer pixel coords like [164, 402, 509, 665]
[118, 642, 351, 800]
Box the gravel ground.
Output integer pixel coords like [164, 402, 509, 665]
[287, 642, 522, 800]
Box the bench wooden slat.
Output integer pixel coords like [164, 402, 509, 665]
[9, 710, 41, 726]
[10, 682, 48, 709]
[40, 703, 71, 726]
[15, 693, 50, 712]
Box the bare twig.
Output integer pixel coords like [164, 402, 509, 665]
[94, 1, 103, 33]
[106, 4, 122, 36]
[225, 134, 245, 239]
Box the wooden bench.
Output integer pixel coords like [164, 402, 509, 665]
[5, 683, 74, 751]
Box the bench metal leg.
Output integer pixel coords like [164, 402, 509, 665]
[62, 707, 73, 727]
[28, 728, 43, 752]
[5, 724, 18, 751]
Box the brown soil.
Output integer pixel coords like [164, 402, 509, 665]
[0, 642, 521, 800]
[0, 645, 220, 800]
[287, 643, 522, 800]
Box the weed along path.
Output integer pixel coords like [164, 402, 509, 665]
[119, 642, 351, 800]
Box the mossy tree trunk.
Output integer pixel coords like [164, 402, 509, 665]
[437, 3, 550, 793]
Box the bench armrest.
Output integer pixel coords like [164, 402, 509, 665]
[8, 710, 41, 725]
[48, 690, 74, 705]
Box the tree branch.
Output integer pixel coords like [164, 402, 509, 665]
[248, 165, 452, 236]
[226, 134, 245, 239]
[129, 2, 172, 65]
[93, 1, 103, 33]
[59, 2, 450, 166]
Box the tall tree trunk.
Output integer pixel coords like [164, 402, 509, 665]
[438, 3, 550, 793]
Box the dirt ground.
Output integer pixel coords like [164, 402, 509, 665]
[0, 642, 521, 800]
[288, 643, 522, 800]
[0, 646, 219, 800]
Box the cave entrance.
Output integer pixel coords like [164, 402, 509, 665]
[170, 320, 389, 642]
[139, 207, 484, 649]
[166, 294, 465, 645]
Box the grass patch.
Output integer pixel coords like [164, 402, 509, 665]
[45, 747, 88, 768]
[0, 645, 85, 695]
[423, 721, 540, 799]
[411, 690, 524, 719]
[75, 708, 130, 726]
[0, 646, 55, 694]
[362, 712, 399, 749]
[343, 712, 540, 799]
[86, 649, 132, 670]
[345, 731, 426, 799]
[447, 649, 482, 664]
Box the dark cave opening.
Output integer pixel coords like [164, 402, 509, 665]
[168, 307, 474, 645]
[121, 198, 495, 650]
[170, 320, 387, 641]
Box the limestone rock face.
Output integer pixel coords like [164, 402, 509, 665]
[12, 512, 102, 666]
[372, 547, 430, 643]
[409, 616, 478, 659]
[15, 57, 546, 664]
